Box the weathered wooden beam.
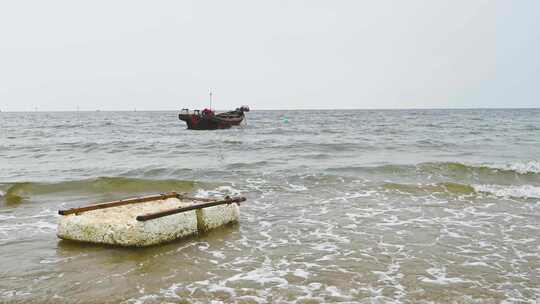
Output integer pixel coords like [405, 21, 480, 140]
[136, 196, 246, 221]
[58, 192, 180, 216]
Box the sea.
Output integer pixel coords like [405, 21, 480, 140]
[1, 109, 539, 303]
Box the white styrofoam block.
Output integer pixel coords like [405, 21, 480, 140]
[57, 198, 197, 247]
[196, 203, 240, 232]
[57, 198, 241, 246]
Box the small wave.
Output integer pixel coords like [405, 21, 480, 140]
[330, 161, 540, 180]
[417, 161, 540, 177]
[222, 140, 243, 145]
[225, 161, 279, 170]
[119, 167, 195, 178]
[0, 177, 197, 204]
[327, 164, 411, 175]
[382, 181, 540, 199]
[473, 184, 540, 199]
[382, 182, 475, 195]
[260, 128, 319, 136]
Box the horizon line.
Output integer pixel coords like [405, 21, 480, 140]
[1, 106, 540, 112]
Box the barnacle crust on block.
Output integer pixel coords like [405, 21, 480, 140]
[57, 198, 198, 247]
[196, 203, 240, 232]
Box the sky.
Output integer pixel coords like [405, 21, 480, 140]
[0, 0, 538, 111]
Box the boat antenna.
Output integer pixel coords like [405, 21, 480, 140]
[209, 88, 213, 110]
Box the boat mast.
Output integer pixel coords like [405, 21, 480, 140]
[209, 89, 213, 110]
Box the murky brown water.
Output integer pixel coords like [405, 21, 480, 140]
[1, 110, 539, 303]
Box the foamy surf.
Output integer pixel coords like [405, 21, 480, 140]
[473, 184, 540, 199]
[487, 160, 540, 174]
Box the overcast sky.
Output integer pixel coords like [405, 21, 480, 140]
[0, 0, 538, 111]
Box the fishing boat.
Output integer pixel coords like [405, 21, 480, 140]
[178, 90, 249, 130]
[57, 192, 246, 247]
[179, 107, 249, 130]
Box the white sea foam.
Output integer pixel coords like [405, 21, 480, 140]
[419, 267, 470, 285]
[474, 184, 540, 199]
[197, 242, 210, 251]
[225, 267, 289, 286]
[1, 290, 32, 298]
[195, 185, 242, 198]
[207, 284, 236, 297]
[125, 294, 159, 304]
[39, 256, 83, 264]
[293, 269, 310, 279]
[209, 250, 226, 259]
[234, 295, 266, 304]
[324, 285, 353, 300]
[0, 220, 56, 238]
[462, 261, 491, 268]
[224, 257, 289, 288]
[312, 242, 339, 252]
[487, 160, 540, 174]
[505, 160, 540, 174]
[287, 183, 308, 191]
[0, 214, 16, 220]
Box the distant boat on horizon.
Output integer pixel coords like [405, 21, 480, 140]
[178, 106, 250, 130]
[178, 91, 250, 130]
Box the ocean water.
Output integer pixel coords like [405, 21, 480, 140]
[1, 109, 539, 303]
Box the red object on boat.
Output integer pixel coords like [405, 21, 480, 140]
[202, 108, 214, 116]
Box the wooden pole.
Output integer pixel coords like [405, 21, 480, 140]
[136, 196, 246, 221]
[58, 192, 180, 216]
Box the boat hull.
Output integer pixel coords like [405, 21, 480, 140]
[179, 112, 244, 130]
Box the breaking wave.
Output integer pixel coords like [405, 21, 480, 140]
[0, 177, 198, 204]
[473, 184, 540, 199]
[382, 182, 475, 195]
[329, 161, 540, 179]
[486, 160, 540, 174]
[382, 182, 540, 199]
[419, 160, 540, 175]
